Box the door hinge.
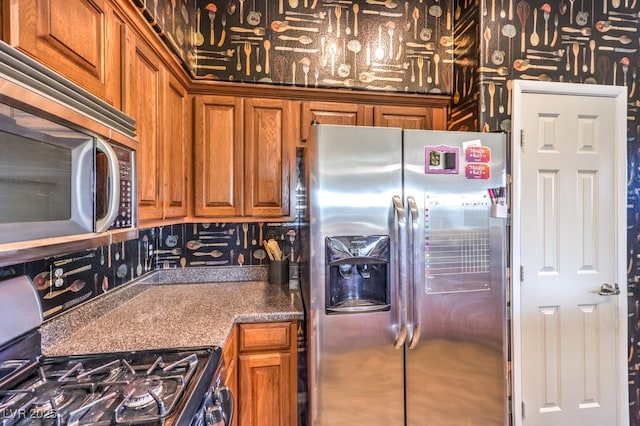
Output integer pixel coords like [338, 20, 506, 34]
[520, 129, 525, 147]
[520, 266, 524, 282]
[522, 400, 526, 418]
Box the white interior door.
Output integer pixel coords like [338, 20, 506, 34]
[512, 81, 628, 426]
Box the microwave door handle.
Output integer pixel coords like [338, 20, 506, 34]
[95, 139, 121, 232]
[74, 141, 96, 231]
[406, 196, 421, 350]
[392, 195, 407, 349]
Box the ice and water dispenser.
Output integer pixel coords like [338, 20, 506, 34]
[325, 235, 390, 314]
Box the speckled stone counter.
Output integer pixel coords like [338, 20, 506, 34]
[41, 267, 303, 356]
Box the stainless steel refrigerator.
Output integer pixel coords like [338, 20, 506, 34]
[304, 124, 508, 425]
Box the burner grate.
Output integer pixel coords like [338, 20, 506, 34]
[0, 348, 219, 425]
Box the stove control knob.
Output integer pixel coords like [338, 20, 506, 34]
[213, 386, 230, 404]
[205, 405, 224, 426]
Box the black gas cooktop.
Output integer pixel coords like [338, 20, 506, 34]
[0, 333, 220, 426]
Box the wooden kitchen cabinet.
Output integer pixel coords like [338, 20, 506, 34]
[223, 327, 238, 402]
[243, 98, 297, 218]
[124, 31, 162, 221]
[124, 29, 189, 222]
[300, 101, 447, 143]
[237, 321, 297, 426]
[3, 0, 125, 109]
[193, 95, 243, 217]
[160, 73, 190, 219]
[194, 96, 297, 219]
[373, 105, 447, 130]
[300, 101, 369, 143]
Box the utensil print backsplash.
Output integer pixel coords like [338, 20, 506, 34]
[132, 0, 455, 94]
[0, 236, 153, 319]
[154, 222, 300, 268]
[0, 222, 299, 319]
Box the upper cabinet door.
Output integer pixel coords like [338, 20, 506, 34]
[244, 98, 297, 218]
[300, 101, 368, 143]
[124, 32, 163, 221]
[5, 0, 124, 108]
[373, 105, 447, 130]
[193, 95, 244, 218]
[163, 74, 189, 219]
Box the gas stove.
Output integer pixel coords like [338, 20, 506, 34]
[0, 276, 233, 426]
[0, 340, 219, 425]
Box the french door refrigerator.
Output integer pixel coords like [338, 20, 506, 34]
[305, 124, 509, 425]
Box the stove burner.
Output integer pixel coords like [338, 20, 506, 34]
[30, 384, 72, 413]
[123, 375, 165, 409]
[0, 344, 221, 425]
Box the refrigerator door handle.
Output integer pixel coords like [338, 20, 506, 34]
[392, 195, 407, 349]
[406, 196, 421, 350]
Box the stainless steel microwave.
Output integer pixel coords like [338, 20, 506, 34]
[0, 102, 136, 244]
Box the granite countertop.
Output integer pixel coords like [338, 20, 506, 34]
[41, 268, 304, 356]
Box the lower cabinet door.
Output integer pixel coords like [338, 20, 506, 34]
[239, 352, 292, 426]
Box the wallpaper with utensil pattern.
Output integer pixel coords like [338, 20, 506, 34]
[4, 0, 636, 421]
[134, 0, 639, 130]
[450, 0, 639, 133]
[132, 0, 455, 93]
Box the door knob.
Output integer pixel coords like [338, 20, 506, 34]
[598, 283, 620, 296]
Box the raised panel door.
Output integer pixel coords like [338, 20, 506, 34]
[373, 105, 447, 130]
[300, 101, 368, 143]
[239, 352, 291, 426]
[124, 33, 163, 221]
[6, 0, 123, 107]
[162, 74, 189, 219]
[244, 98, 297, 218]
[516, 88, 625, 426]
[193, 95, 243, 217]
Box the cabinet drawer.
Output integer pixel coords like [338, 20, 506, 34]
[239, 322, 291, 352]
